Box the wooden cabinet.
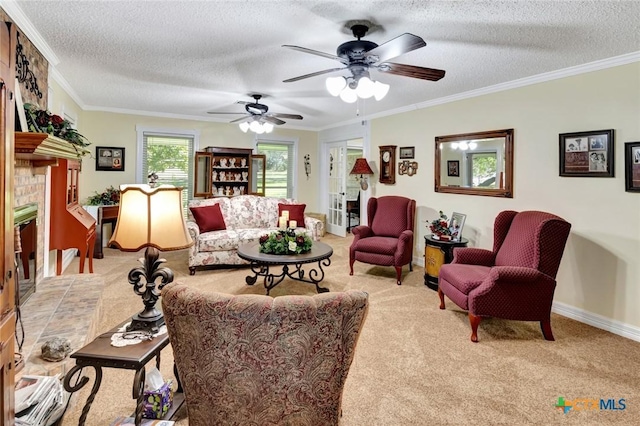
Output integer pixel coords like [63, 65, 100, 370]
[49, 159, 96, 275]
[0, 19, 16, 426]
[194, 147, 266, 198]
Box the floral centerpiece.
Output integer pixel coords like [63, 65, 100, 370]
[429, 211, 453, 240]
[259, 229, 313, 255]
[85, 186, 120, 205]
[24, 103, 91, 148]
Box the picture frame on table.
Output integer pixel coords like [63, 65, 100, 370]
[447, 160, 460, 177]
[449, 212, 466, 241]
[96, 146, 125, 171]
[559, 129, 614, 177]
[399, 146, 415, 159]
[625, 141, 640, 192]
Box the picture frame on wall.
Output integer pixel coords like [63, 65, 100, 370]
[625, 141, 640, 192]
[96, 146, 125, 171]
[447, 160, 460, 177]
[449, 212, 466, 241]
[559, 129, 614, 177]
[399, 146, 415, 159]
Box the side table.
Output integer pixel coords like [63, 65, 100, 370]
[62, 320, 184, 426]
[424, 235, 468, 291]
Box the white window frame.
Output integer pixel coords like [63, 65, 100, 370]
[254, 135, 298, 200]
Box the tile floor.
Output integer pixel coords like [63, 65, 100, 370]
[17, 274, 105, 377]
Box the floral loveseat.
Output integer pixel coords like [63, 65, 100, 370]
[187, 195, 323, 274]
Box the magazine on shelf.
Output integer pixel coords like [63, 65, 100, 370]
[15, 374, 68, 426]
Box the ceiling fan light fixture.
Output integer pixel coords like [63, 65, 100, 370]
[263, 122, 274, 133]
[239, 122, 250, 133]
[356, 76, 375, 99]
[326, 76, 347, 96]
[373, 81, 390, 101]
[249, 121, 263, 133]
[339, 86, 358, 103]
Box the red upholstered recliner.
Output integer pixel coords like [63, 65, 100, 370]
[438, 210, 571, 342]
[349, 196, 416, 285]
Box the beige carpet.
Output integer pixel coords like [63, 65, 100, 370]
[59, 234, 640, 425]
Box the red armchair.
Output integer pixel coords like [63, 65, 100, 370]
[438, 210, 571, 342]
[349, 196, 416, 285]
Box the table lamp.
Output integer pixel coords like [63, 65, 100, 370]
[109, 184, 193, 332]
[350, 158, 374, 190]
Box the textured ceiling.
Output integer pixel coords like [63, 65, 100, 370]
[9, 0, 640, 130]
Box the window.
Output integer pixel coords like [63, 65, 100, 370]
[465, 151, 498, 188]
[256, 140, 296, 198]
[136, 127, 198, 211]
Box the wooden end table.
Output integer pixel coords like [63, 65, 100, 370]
[94, 205, 119, 259]
[237, 241, 333, 295]
[424, 235, 468, 291]
[62, 320, 184, 426]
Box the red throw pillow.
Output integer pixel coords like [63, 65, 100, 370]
[190, 203, 226, 232]
[277, 203, 306, 227]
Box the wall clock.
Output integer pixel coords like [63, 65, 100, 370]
[379, 145, 397, 184]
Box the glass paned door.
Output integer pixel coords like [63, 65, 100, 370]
[326, 141, 347, 236]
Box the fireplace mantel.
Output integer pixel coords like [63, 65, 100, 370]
[15, 132, 90, 167]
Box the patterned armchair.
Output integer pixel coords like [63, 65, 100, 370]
[349, 196, 416, 285]
[162, 283, 369, 426]
[438, 210, 571, 342]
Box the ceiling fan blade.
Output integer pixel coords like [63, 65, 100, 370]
[283, 67, 347, 83]
[207, 111, 247, 115]
[270, 113, 303, 120]
[377, 62, 446, 81]
[365, 33, 426, 63]
[263, 116, 286, 126]
[283, 45, 349, 64]
[236, 101, 251, 105]
[229, 116, 252, 124]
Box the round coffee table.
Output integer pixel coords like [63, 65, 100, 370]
[237, 241, 333, 295]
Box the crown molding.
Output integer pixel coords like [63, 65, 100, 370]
[48, 66, 86, 109]
[322, 51, 640, 131]
[1, 0, 60, 66]
[82, 104, 319, 132]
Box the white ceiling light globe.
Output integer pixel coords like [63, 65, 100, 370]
[326, 76, 347, 96]
[239, 122, 250, 133]
[451, 143, 459, 150]
[339, 86, 358, 103]
[373, 81, 390, 101]
[459, 141, 469, 150]
[469, 142, 478, 150]
[249, 121, 262, 133]
[263, 122, 274, 133]
[356, 77, 375, 99]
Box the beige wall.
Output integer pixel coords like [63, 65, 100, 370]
[370, 63, 640, 328]
[50, 62, 640, 330]
[76, 112, 319, 211]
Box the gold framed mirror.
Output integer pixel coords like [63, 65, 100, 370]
[435, 128, 514, 198]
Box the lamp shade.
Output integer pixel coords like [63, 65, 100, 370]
[350, 158, 374, 175]
[109, 184, 193, 252]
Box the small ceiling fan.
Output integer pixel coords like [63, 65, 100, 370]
[282, 24, 445, 101]
[207, 94, 303, 133]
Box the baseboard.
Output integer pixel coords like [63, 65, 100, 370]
[411, 256, 640, 343]
[552, 301, 640, 343]
[61, 248, 77, 272]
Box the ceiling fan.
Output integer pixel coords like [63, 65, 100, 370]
[207, 94, 303, 133]
[282, 24, 445, 101]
